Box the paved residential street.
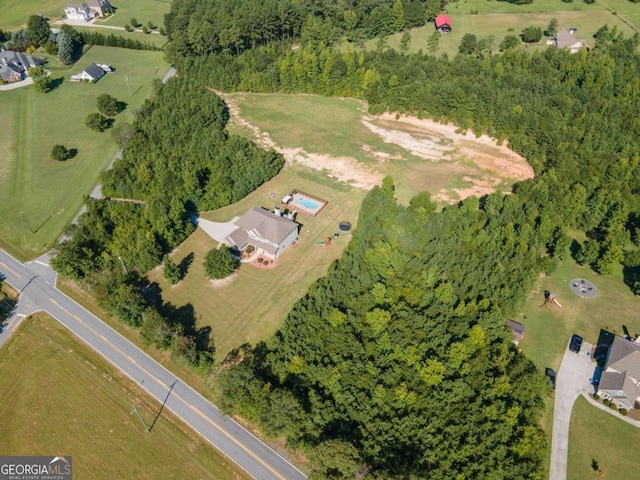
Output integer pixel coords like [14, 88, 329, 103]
[549, 339, 594, 480]
[0, 250, 306, 480]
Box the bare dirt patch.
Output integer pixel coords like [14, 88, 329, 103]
[368, 114, 533, 181]
[208, 273, 237, 288]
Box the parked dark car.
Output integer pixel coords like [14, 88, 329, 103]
[569, 334, 583, 353]
[545, 368, 556, 390]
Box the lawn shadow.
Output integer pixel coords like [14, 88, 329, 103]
[49, 76, 64, 91]
[178, 252, 194, 279]
[140, 280, 163, 309]
[569, 239, 581, 260]
[68, 148, 78, 159]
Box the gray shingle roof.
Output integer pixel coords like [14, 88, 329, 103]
[234, 207, 297, 246]
[84, 63, 105, 80]
[607, 335, 640, 381]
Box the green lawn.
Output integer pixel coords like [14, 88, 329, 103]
[0, 46, 168, 260]
[517, 254, 640, 375]
[567, 396, 640, 480]
[96, 0, 171, 30]
[0, 0, 68, 29]
[224, 92, 530, 206]
[148, 164, 365, 361]
[367, 10, 634, 58]
[0, 312, 247, 480]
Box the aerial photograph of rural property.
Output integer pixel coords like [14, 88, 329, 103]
[2, 0, 640, 479]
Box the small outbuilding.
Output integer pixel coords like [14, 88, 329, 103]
[70, 63, 112, 82]
[435, 14, 452, 33]
[506, 320, 525, 346]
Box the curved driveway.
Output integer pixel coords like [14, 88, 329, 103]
[0, 250, 306, 480]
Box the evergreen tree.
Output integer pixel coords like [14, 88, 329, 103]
[57, 31, 74, 65]
[163, 254, 181, 284]
[27, 15, 50, 47]
[203, 246, 238, 279]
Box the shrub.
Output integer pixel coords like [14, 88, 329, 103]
[142, 26, 149, 34]
[85, 112, 109, 132]
[603, 399, 610, 406]
[593, 393, 600, 400]
[609, 402, 618, 410]
[124, 24, 132, 32]
[246, 245, 255, 254]
[204, 245, 239, 279]
[159, 27, 166, 35]
[147, 21, 155, 29]
[50, 144, 70, 161]
[130, 17, 138, 27]
[620, 408, 628, 416]
[521, 26, 543, 43]
[97, 93, 123, 116]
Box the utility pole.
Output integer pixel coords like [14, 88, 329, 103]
[124, 75, 132, 96]
[117, 255, 128, 275]
[130, 405, 150, 433]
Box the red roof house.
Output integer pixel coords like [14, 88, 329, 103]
[434, 14, 452, 33]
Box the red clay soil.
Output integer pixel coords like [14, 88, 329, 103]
[251, 254, 277, 270]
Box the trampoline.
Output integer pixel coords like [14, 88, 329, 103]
[569, 278, 597, 297]
[339, 221, 351, 232]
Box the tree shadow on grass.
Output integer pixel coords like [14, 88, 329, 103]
[68, 148, 78, 159]
[178, 252, 194, 279]
[49, 76, 64, 91]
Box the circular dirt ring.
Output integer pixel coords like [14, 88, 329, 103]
[569, 278, 597, 297]
[339, 221, 351, 232]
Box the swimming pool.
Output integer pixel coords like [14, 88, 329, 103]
[296, 196, 320, 210]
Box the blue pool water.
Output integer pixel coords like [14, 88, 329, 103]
[296, 196, 320, 210]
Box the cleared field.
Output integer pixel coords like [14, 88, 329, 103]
[148, 165, 365, 361]
[518, 253, 640, 375]
[223, 92, 532, 206]
[0, 46, 167, 260]
[567, 396, 639, 480]
[0, 312, 247, 479]
[97, 0, 171, 30]
[370, 10, 634, 58]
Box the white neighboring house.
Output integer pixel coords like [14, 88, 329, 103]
[64, 2, 93, 21]
[64, 0, 111, 21]
[224, 207, 299, 260]
[548, 29, 586, 54]
[70, 63, 113, 82]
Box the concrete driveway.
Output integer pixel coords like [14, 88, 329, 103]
[549, 338, 594, 480]
[197, 217, 239, 243]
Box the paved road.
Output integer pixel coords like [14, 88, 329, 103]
[0, 250, 306, 480]
[549, 339, 594, 480]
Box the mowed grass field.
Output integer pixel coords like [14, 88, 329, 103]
[567, 396, 640, 480]
[148, 165, 365, 361]
[517, 254, 640, 374]
[371, 9, 634, 58]
[96, 0, 171, 30]
[0, 313, 247, 480]
[0, 0, 170, 30]
[0, 46, 168, 260]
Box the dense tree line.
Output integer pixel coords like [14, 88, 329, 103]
[51, 76, 284, 370]
[221, 181, 550, 479]
[164, 0, 442, 62]
[79, 30, 160, 51]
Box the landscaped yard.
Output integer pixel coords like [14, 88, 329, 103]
[517, 254, 640, 375]
[96, 0, 171, 31]
[148, 164, 365, 361]
[0, 0, 170, 31]
[0, 46, 168, 260]
[0, 312, 247, 479]
[567, 396, 640, 480]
